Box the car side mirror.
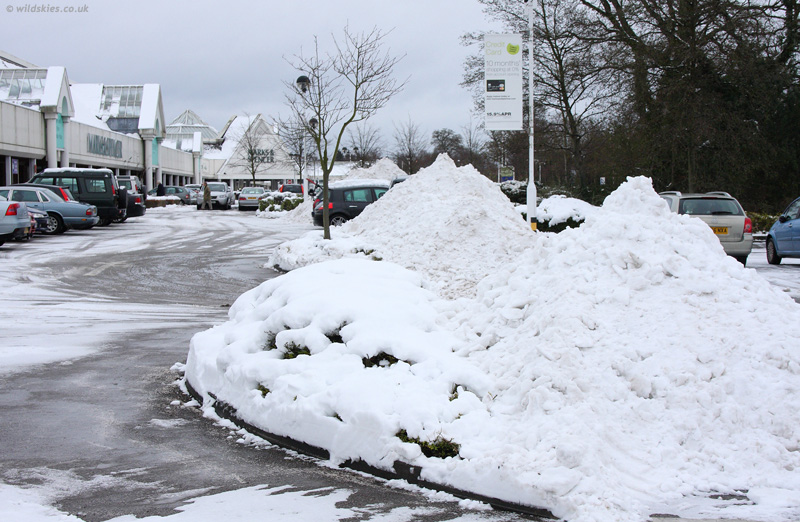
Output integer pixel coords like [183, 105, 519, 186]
[780, 215, 790, 223]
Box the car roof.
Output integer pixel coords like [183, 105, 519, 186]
[659, 191, 735, 199]
[329, 179, 390, 190]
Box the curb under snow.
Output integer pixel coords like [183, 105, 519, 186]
[183, 378, 557, 520]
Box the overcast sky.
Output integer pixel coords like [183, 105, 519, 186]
[1, 0, 502, 151]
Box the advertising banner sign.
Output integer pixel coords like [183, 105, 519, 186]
[484, 33, 523, 131]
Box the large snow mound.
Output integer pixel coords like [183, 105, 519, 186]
[187, 169, 800, 522]
[335, 157, 406, 182]
[270, 154, 533, 298]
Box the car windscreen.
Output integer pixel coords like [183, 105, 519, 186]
[679, 198, 742, 216]
[208, 183, 227, 191]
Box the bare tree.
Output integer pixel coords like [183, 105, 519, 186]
[278, 118, 316, 181]
[281, 25, 405, 239]
[460, 118, 489, 173]
[392, 118, 428, 173]
[346, 122, 383, 167]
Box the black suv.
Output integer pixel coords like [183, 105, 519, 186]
[312, 180, 389, 226]
[29, 168, 127, 226]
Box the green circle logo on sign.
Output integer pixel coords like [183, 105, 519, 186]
[507, 43, 520, 55]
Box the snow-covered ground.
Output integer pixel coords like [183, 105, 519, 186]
[186, 156, 800, 522]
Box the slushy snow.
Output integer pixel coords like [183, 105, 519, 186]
[186, 155, 800, 522]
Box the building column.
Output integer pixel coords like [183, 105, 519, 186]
[59, 116, 71, 167]
[44, 112, 58, 169]
[192, 150, 202, 185]
[3, 156, 11, 185]
[142, 134, 154, 190]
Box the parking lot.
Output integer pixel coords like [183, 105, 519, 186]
[0, 208, 543, 522]
[1, 207, 798, 521]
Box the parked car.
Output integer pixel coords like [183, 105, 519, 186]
[766, 196, 800, 264]
[116, 175, 147, 218]
[148, 185, 192, 205]
[28, 168, 126, 226]
[20, 183, 77, 202]
[0, 194, 30, 246]
[196, 182, 235, 210]
[280, 183, 304, 195]
[312, 180, 389, 227]
[390, 176, 408, 187]
[0, 186, 99, 234]
[28, 207, 48, 236]
[660, 191, 753, 265]
[238, 187, 266, 210]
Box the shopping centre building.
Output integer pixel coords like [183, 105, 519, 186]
[0, 51, 296, 190]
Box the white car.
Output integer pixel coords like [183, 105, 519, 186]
[196, 182, 236, 210]
[0, 194, 30, 246]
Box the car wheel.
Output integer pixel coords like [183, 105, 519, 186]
[766, 238, 782, 265]
[330, 215, 348, 226]
[98, 217, 112, 227]
[44, 213, 65, 235]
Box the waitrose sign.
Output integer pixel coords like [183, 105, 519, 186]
[87, 134, 123, 158]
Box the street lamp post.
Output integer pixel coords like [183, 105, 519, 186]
[524, 0, 537, 231]
[296, 76, 314, 194]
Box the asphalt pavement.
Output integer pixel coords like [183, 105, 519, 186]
[0, 210, 538, 522]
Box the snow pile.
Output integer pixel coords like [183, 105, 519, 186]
[187, 173, 800, 522]
[335, 158, 406, 182]
[271, 155, 533, 298]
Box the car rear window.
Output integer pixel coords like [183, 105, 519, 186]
[57, 177, 80, 195]
[343, 188, 373, 202]
[85, 178, 108, 193]
[679, 198, 742, 216]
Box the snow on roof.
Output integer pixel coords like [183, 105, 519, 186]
[329, 178, 390, 189]
[68, 83, 111, 130]
[138, 84, 163, 133]
[536, 194, 598, 225]
[40, 66, 65, 108]
[189, 156, 800, 521]
[0, 68, 47, 105]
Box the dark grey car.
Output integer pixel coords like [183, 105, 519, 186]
[312, 180, 389, 227]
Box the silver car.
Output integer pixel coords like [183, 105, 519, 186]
[0, 194, 30, 246]
[660, 191, 753, 265]
[0, 186, 99, 234]
[237, 187, 266, 210]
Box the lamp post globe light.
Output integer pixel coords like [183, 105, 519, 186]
[296, 75, 310, 94]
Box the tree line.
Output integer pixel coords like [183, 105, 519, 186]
[462, 0, 800, 212]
